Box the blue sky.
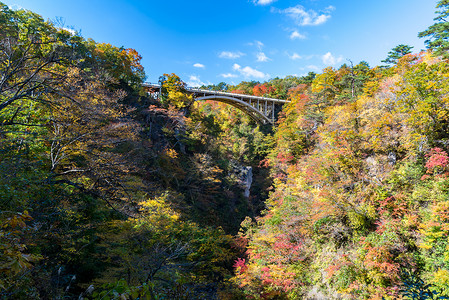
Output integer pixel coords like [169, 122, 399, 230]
[3, 0, 437, 86]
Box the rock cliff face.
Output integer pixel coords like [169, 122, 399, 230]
[229, 161, 253, 198]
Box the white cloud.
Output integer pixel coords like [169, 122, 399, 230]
[218, 51, 245, 59]
[248, 41, 271, 62]
[322, 52, 343, 66]
[220, 73, 238, 78]
[325, 5, 336, 13]
[187, 75, 206, 87]
[7, 4, 23, 10]
[62, 27, 76, 35]
[256, 52, 271, 62]
[241, 67, 268, 79]
[248, 40, 265, 50]
[193, 63, 205, 68]
[314, 15, 330, 25]
[307, 65, 321, 71]
[290, 30, 306, 40]
[289, 53, 302, 60]
[253, 0, 277, 6]
[233, 64, 269, 79]
[275, 5, 333, 26]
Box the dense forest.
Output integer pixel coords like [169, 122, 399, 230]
[2, 0, 449, 299]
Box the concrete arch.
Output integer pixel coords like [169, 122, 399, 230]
[195, 95, 272, 124]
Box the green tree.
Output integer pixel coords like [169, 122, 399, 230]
[335, 61, 373, 101]
[418, 0, 449, 59]
[300, 71, 317, 84]
[202, 82, 229, 91]
[382, 44, 414, 65]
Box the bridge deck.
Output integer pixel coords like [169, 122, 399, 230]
[143, 83, 290, 124]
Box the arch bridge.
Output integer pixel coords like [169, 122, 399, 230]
[143, 83, 290, 125]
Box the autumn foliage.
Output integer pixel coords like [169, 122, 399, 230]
[231, 53, 449, 298]
[4, 1, 449, 299]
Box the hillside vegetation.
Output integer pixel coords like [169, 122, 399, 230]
[2, 1, 449, 299]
